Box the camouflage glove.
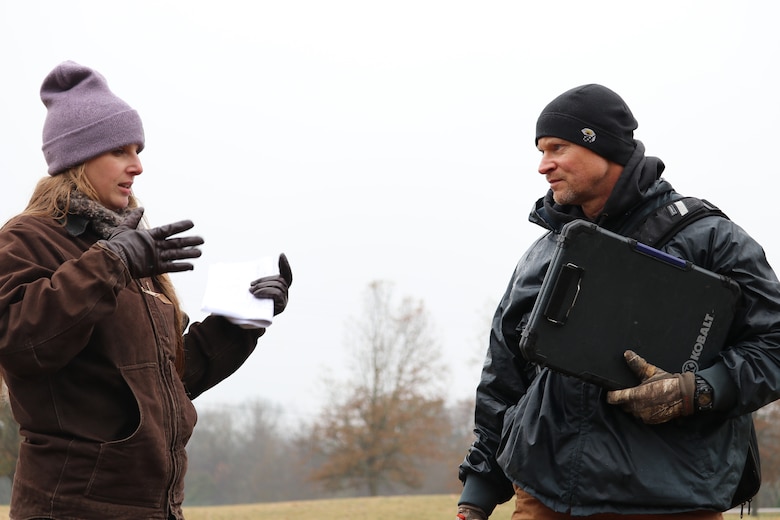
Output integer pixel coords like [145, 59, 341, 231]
[457, 504, 488, 520]
[606, 349, 695, 424]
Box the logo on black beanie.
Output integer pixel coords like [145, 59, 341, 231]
[581, 128, 596, 144]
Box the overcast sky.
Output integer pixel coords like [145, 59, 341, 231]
[2, 1, 779, 424]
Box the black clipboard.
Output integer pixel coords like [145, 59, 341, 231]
[519, 220, 740, 390]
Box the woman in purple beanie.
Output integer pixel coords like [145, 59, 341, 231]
[0, 61, 293, 520]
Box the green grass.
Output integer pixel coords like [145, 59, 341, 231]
[185, 495, 458, 519]
[0, 495, 773, 519]
[185, 496, 780, 520]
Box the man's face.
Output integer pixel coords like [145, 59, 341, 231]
[537, 137, 623, 219]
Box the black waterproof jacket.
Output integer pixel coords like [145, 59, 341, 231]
[459, 142, 780, 515]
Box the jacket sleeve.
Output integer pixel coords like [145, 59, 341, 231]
[0, 221, 131, 376]
[666, 216, 780, 415]
[458, 235, 554, 514]
[181, 315, 265, 399]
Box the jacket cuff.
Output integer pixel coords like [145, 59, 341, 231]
[459, 473, 506, 516]
[696, 362, 737, 412]
[93, 243, 133, 288]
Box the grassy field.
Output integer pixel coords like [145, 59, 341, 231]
[0, 495, 773, 519]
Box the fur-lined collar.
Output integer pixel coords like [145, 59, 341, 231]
[64, 190, 129, 239]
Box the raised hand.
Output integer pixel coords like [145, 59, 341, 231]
[99, 207, 204, 279]
[249, 253, 293, 316]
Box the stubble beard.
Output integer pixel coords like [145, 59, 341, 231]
[551, 186, 579, 207]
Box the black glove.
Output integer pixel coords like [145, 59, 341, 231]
[98, 207, 204, 279]
[249, 253, 293, 315]
[606, 349, 696, 424]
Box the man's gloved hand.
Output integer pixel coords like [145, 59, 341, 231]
[249, 253, 293, 315]
[606, 349, 695, 424]
[456, 504, 488, 520]
[98, 207, 204, 279]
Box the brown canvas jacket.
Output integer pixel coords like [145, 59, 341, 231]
[0, 214, 263, 519]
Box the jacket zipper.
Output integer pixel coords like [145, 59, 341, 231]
[138, 279, 181, 514]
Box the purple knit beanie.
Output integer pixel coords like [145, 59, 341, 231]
[41, 61, 145, 175]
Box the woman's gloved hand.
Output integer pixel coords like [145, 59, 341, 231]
[249, 253, 293, 315]
[98, 207, 204, 279]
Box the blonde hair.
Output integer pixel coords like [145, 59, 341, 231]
[20, 164, 111, 220]
[9, 166, 187, 376]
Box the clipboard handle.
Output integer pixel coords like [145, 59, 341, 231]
[543, 262, 584, 325]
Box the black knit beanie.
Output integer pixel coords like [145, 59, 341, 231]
[535, 84, 637, 166]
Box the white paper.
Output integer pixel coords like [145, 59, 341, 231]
[201, 259, 276, 329]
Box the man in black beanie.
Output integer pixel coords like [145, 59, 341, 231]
[455, 85, 780, 518]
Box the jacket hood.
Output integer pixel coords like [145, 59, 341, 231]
[530, 140, 670, 231]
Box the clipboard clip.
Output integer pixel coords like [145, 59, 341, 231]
[543, 262, 584, 325]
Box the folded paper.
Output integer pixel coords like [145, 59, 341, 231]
[201, 259, 275, 329]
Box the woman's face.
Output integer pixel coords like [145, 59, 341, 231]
[83, 144, 143, 211]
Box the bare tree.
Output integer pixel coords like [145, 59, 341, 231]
[755, 401, 780, 508]
[417, 396, 478, 495]
[0, 401, 19, 502]
[185, 399, 317, 505]
[304, 280, 449, 496]
[0, 402, 19, 479]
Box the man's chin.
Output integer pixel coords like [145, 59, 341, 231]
[551, 193, 574, 206]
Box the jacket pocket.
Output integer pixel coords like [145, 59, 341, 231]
[84, 363, 191, 508]
[86, 433, 168, 508]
